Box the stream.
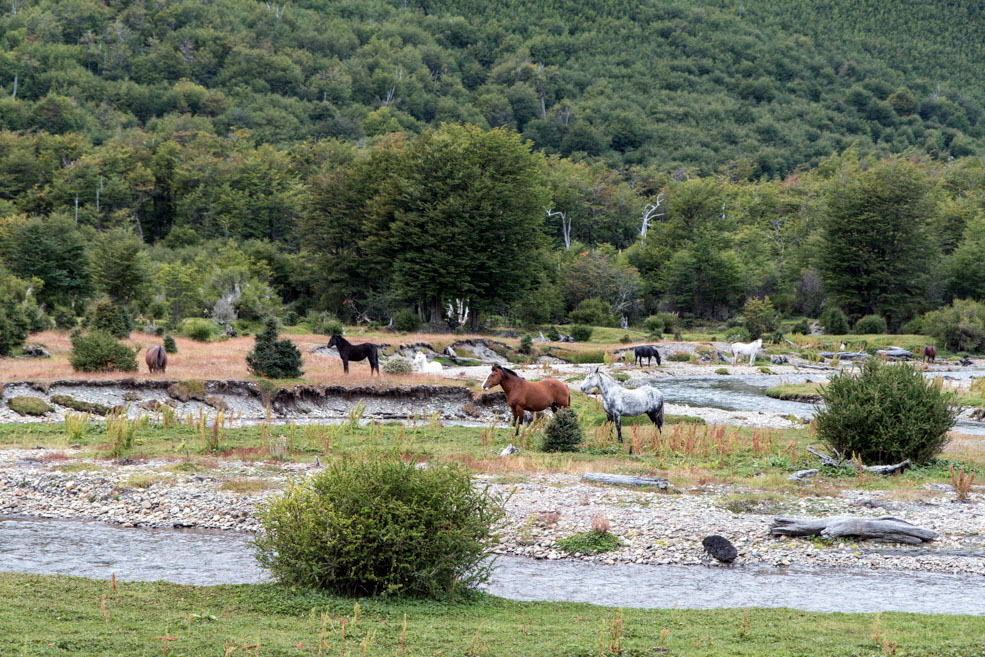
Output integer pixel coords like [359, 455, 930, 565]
[1, 517, 982, 615]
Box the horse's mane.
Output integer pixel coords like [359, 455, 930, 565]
[499, 366, 521, 379]
[331, 334, 350, 345]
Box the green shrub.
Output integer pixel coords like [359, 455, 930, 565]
[568, 298, 616, 327]
[819, 307, 850, 335]
[163, 334, 177, 354]
[8, 396, 52, 416]
[51, 395, 111, 415]
[790, 318, 811, 335]
[723, 326, 751, 342]
[742, 296, 779, 340]
[854, 314, 887, 335]
[569, 325, 593, 342]
[541, 408, 583, 452]
[519, 334, 533, 353]
[394, 310, 421, 333]
[254, 455, 502, 597]
[656, 312, 679, 335]
[619, 333, 632, 344]
[546, 326, 561, 341]
[567, 350, 606, 364]
[815, 359, 956, 464]
[0, 297, 29, 356]
[52, 306, 77, 331]
[180, 318, 215, 342]
[667, 351, 692, 362]
[924, 299, 985, 352]
[246, 319, 303, 379]
[311, 311, 345, 336]
[146, 300, 167, 320]
[715, 367, 729, 375]
[69, 331, 138, 373]
[88, 299, 132, 339]
[382, 356, 412, 374]
[900, 316, 926, 335]
[556, 530, 621, 555]
[643, 315, 664, 338]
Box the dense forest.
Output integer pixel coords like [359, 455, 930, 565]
[1, 0, 985, 353]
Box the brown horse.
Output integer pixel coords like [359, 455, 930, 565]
[481, 364, 570, 435]
[923, 345, 937, 364]
[145, 345, 167, 373]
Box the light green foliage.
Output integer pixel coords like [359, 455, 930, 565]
[815, 360, 956, 464]
[180, 318, 215, 342]
[560, 250, 640, 321]
[541, 408, 583, 452]
[311, 311, 345, 336]
[569, 325, 593, 342]
[7, 396, 52, 416]
[854, 314, 887, 335]
[924, 299, 985, 352]
[254, 455, 502, 597]
[568, 297, 617, 327]
[69, 331, 138, 373]
[556, 530, 621, 555]
[742, 296, 779, 340]
[382, 357, 413, 375]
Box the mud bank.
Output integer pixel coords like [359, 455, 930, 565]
[0, 379, 507, 425]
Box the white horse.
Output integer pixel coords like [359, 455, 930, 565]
[730, 338, 763, 365]
[579, 367, 664, 443]
[412, 351, 442, 374]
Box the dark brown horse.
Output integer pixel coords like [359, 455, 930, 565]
[327, 334, 379, 375]
[145, 345, 167, 373]
[923, 345, 937, 364]
[481, 364, 570, 435]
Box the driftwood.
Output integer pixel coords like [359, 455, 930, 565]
[582, 473, 669, 490]
[876, 348, 912, 360]
[819, 351, 869, 361]
[770, 516, 937, 544]
[807, 446, 911, 475]
[795, 364, 837, 371]
[788, 468, 819, 481]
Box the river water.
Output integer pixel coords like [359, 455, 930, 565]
[1, 517, 982, 615]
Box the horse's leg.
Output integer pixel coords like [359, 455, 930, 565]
[512, 407, 522, 436]
[614, 415, 622, 442]
[342, 357, 349, 374]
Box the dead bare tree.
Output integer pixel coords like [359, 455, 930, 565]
[547, 208, 571, 250]
[639, 193, 664, 243]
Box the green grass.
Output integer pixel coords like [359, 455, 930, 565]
[556, 530, 622, 555]
[765, 383, 824, 402]
[1, 573, 983, 657]
[7, 396, 53, 416]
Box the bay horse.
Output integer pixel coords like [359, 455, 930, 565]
[481, 364, 570, 435]
[579, 367, 663, 443]
[327, 334, 379, 375]
[923, 345, 937, 364]
[145, 345, 167, 373]
[633, 345, 662, 367]
[729, 338, 763, 365]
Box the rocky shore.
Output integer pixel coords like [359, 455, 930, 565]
[1, 447, 982, 577]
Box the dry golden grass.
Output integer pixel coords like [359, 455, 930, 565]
[1, 330, 468, 386]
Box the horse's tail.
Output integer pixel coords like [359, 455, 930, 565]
[655, 397, 664, 431]
[156, 346, 165, 369]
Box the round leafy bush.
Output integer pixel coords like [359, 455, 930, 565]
[900, 316, 926, 335]
[180, 318, 215, 342]
[742, 296, 779, 340]
[87, 299, 132, 339]
[519, 334, 533, 353]
[656, 312, 679, 335]
[311, 311, 345, 336]
[163, 334, 177, 354]
[382, 356, 412, 374]
[254, 455, 502, 597]
[815, 359, 956, 464]
[394, 310, 421, 333]
[569, 297, 616, 327]
[569, 325, 593, 342]
[541, 408, 583, 452]
[0, 297, 29, 356]
[854, 314, 887, 335]
[546, 325, 561, 341]
[819, 307, 850, 335]
[246, 319, 303, 379]
[789, 318, 811, 335]
[643, 315, 664, 338]
[723, 326, 751, 343]
[69, 331, 138, 373]
[924, 299, 985, 352]
[52, 306, 77, 331]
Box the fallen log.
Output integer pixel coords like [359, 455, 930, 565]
[770, 516, 937, 544]
[807, 446, 911, 475]
[582, 473, 669, 490]
[794, 364, 837, 371]
[788, 469, 819, 481]
[819, 351, 870, 360]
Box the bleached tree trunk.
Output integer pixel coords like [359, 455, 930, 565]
[547, 209, 570, 249]
[639, 193, 664, 243]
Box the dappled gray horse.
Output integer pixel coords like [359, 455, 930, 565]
[580, 367, 664, 443]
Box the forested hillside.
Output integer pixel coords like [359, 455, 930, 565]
[2, 0, 985, 353]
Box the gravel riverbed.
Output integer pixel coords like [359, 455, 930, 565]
[1, 447, 982, 577]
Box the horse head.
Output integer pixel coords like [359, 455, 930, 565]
[579, 367, 602, 393]
[482, 364, 503, 390]
[413, 352, 426, 367]
[327, 334, 344, 349]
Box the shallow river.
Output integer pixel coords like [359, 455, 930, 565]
[1, 517, 982, 615]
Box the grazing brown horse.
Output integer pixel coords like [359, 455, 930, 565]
[145, 345, 167, 373]
[481, 364, 570, 435]
[923, 345, 937, 364]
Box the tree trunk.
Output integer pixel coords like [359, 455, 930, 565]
[429, 298, 443, 324]
[770, 516, 937, 544]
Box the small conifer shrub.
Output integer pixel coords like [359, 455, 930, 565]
[246, 319, 303, 379]
[163, 334, 177, 354]
[69, 331, 138, 373]
[541, 408, 583, 452]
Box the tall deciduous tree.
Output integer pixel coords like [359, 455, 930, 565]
[818, 158, 937, 327]
[91, 228, 152, 306]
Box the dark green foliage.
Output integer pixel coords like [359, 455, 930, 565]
[311, 312, 345, 336]
[743, 296, 779, 341]
[568, 298, 616, 327]
[253, 455, 502, 597]
[790, 318, 811, 335]
[50, 395, 111, 416]
[0, 216, 91, 307]
[0, 297, 29, 357]
[854, 314, 888, 335]
[52, 307, 77, 331]
[541, 408, 583, 453]
[163, 335, 178, 354]
[180, 318, 215, 342]
[900, 316, 925, 335]
[924, 299, 985, 352]
[569, 325, 593, 342]
[7, 396, 52, 417]
[820, 307, 851, 335]
[815, 360, 956, 464]
[394, 310, 421, 333]
[91, 228, 152, 306]
[69, 331, 138, 373]
[519, 334, 533, 353]
[556, 530, 621, 555]
[643, 315, 664, 338]
[246, 319, 303, 379]
[88, 300, 132, 339]
[546, 326, 561, 342]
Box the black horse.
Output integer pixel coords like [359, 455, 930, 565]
[327, 334, 379, 375]
[633, 345, 662, 367]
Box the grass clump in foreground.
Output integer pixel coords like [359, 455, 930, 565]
[2, 573, 985, 657]
[254, 454, 502, 598]
[7, 395, 52, 416]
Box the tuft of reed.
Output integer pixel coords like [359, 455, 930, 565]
[106, 412, 137, 458]
[949, 465, 976, 501]
[64, 411, 90, 442]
